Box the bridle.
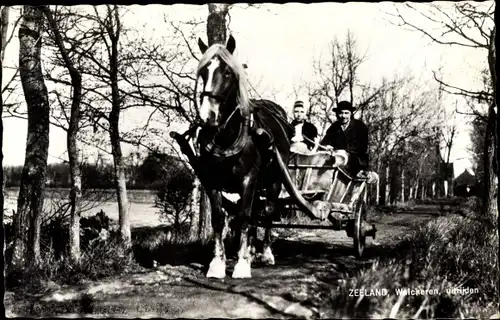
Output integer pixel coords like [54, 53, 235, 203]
[199, 91, 225, 103]
[195, 63, 251, 159]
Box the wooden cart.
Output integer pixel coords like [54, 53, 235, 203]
[171, 129, 377, 258]
[265, 149, 377, 258]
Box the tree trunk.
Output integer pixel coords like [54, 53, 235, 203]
[189, 177, 200, 240]
[110, 116, 130, 247]
[375, 157, 380, 205]
[401, 167, 405, 203]
[198, 187, 212, 243]
[42, 6, 83, 263]
[385, 166, 390, 205]
[0, 6, 8, 61]
[207, 4, 229, 46]
[12, 6, 49, 268]
[346, 31, 355, 105]
[482, 108, 497, 222]
[197, 3, 230, 241]
[1, 6, 9, 230]
[108, 6, 130, 247]
[409, 186, 413, 199]
[487, 26, 498, 228]
[375, 179, 380, 205]
[415, 168, 421, 200]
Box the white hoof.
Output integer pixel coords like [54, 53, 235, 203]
[206, 257, 226, 279]
[249, 246, 256, 263]
[232, 259, 252, 278]
[261, 246, 275, 265]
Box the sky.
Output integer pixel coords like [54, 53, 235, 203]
[2, 2, 494, 177]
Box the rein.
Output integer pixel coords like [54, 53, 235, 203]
[221, 105, 241, 131]
[254, 100, 330, 151]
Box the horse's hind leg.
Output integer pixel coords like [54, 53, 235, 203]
[261, 227, 276, 265]
[206, 189, 227, 279]
[248, 224, 257, 263]
[261, 180, 281, 266]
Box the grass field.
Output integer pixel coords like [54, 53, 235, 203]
[4, 188, 163, 228]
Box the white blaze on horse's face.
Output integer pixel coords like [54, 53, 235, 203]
[200, 57, 221, 126]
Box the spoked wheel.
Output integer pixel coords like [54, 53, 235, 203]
[353, 200, 367, 258]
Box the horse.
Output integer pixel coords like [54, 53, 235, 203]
[194, 35, 291, 279]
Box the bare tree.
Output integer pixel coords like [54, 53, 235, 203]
[440, 106, 458, 196]
[364, 74, 442, 204]
[1, 6, 10, 224]
[441, 109, 458, 166]
[48, 5, 133, 247]
[112, 14, 207, 238]
[390, 1, 496, 219]
[115, 15, 203, 141]
[1, 7, 24, 219]
[304, 29, 443, 205]
[307, 30, 369, 137]
[92, 5, 131, 247]
[11, 5, 50, 267]
[42, 5, 83, 262]
[194, 3, 231, 241]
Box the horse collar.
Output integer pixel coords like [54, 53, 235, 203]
[202, 106, 251, 158]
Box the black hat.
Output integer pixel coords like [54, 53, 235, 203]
[332, 101, 355, 113]
[293, 100, 305, 108]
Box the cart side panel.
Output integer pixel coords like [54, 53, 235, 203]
[327, 169, 353, 203]
[326, 167, 371, 204]
[288, 152, 337, 192]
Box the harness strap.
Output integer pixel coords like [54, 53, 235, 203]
[203, 107, 250, 158]
[249, 112, 255, 129]
[200, 91, 224, 102]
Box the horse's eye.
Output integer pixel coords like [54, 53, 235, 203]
[223, 71, 232, 78]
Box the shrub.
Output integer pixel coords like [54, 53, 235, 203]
[5, 208, 139, 293]
[326, 198, 499, 319]
[6, 228, 138, 294]
[403, 213, 498, 301]
[154, 160, 195, 242]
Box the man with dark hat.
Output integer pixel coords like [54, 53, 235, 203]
[290, 100, 318, 151]
[320, 101, 369, 176]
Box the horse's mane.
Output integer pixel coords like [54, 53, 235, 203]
[196, 44, 251, 118]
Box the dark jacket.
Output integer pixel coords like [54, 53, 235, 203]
[290, 120, 318, 150]
[320, 118, 369, 174]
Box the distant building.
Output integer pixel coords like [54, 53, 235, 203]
[453, 169, 478, 197]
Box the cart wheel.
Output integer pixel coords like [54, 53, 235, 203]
[353, 200, 367, 258]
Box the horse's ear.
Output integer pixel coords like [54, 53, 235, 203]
[198, 38, 208, 54]
[226, 35, 236, 54]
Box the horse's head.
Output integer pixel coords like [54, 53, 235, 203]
[196, 35, 249, 127]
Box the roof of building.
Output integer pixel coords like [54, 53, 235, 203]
[454, 169, 477, 186]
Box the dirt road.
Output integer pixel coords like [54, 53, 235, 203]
[5, 206, 442, 319]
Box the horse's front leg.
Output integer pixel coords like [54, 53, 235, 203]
[206, 189, 227, 279]
[232, 172, 258, 279]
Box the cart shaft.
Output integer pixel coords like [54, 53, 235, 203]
[255, 222, 344, 230]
